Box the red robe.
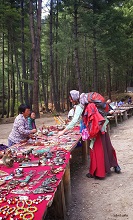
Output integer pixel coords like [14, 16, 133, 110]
[89, 132, 118, 178]
[83, 103, 118, 178]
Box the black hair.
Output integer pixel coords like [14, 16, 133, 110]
[29, 111, 35, 116]
[18, 104, 30, 114]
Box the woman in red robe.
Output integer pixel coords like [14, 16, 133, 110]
[58, 91, 121, 179]
[81, 95, 121, 179]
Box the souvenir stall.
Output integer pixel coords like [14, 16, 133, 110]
[0, 125, 81, 220]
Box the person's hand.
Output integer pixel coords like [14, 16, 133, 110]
[58, 130, 65, 137]
[65, 119, 69, 124]
[31, 129, 37, 134]
[109, 110, 114, 115]
[29, 134, 34, 138]
[20, 139, 27, 144]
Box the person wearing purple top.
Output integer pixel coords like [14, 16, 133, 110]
[8, 104, 37, 147]
[118, 98, 125, 107]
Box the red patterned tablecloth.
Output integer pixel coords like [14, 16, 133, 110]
[0, 126, 81, 219]
[0, 151, 70, 219]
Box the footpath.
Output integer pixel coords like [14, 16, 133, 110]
[0, 115, 133, 220]
[66, 117, 133, 220]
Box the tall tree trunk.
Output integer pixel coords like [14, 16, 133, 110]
[54, 0, 61, 111]
[84, 34, 90, 92]
[40, 55, 48, 111]
[10, 44, 15, 117]
[29, 54, 33, 109]
[14, 47, 23, 104]
[107, 62, 111, 99]
[21, 0, 29, 104]
[29, 0, 42, 117]
[49, 0, 60, 112]
[73, 0, 82, 93]
[92, 29, 98, 92]
[2, 32, 5, 118]
[92, 2, 98, 92]
[7, 31, 10, 118]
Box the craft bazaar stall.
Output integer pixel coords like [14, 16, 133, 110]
[0, 125, 81, 220]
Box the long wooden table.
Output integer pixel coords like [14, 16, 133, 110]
[107, 105, 133, 132]
[0, 126, 82, 220]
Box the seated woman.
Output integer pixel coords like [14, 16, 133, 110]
[118, 98, 125, 107]
[28, 111, 36, 130]
[8, 104, 37, 147]
[127, 96, 132, 104]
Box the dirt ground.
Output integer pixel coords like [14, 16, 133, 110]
[0, 114, 133, 220]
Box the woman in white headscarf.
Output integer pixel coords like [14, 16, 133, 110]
[58, 90, 84, 137]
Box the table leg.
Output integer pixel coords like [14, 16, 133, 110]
[52, 180, 67, 220]
[63, 162, 71, 208]
[123, 111, 128, 120]
[114, 114, 118, 125]
[81, 139, 89, 165]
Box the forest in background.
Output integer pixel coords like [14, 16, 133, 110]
[0, 0, 133, 118]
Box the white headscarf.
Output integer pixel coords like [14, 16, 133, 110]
[80, 93, 88, 105]
[70, 90, 80, 101]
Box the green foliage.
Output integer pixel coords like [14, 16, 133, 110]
[0, 0, 133, 116]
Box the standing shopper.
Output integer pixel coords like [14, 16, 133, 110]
[58, 91, 121, 179]
[80, 93, 121, 178]
[8, 104, 37, 147]
[58, 90, 84, 137]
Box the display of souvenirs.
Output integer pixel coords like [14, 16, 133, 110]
[0, 148, 70, 219]
[0, 125, 81, 219]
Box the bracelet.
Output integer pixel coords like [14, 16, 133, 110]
[15, 207, 26, 215]
[0, 205, 9, 211]
[23, 212, 34, 220]
[0, 188, 9, 196]
[27, 206, 37, 213]
[25, 199, 32, 206]
[7, 207, 16, 214]
[16, 200, 25, 208]
[0, 205, 9, 215]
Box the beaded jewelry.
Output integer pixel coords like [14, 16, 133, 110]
[0, 188, 9, 197]
[0, 205, 9, 214]
[25, 200, 32, 206]
[7, 207, 16, 214]
[15, 207, 26, 215]
[27, 206, 37, 213]
[16, 200, 25, 208]
[23, 212, 34, 220]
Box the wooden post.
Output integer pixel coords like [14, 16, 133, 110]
[123, 110, 128, 120]
[114, 113, 118, 126]
[63, 162, 71, 208]
[81, 139, 89, 165]
[52, 180, 67, 220]
[119, 112, 123, 122]
[107, 122, 111, 135]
